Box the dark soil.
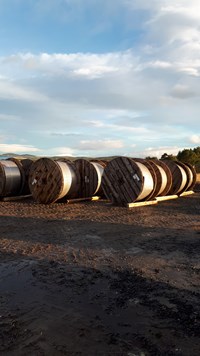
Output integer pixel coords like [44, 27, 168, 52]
[0, 192, 200, 355]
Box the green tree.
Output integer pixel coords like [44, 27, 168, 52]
[160, 153, 177, 161]
[177, 149, 198, 165]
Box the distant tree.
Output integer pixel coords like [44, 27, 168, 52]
[193, 146, 200, 157]
[145, 156, 158, 160]
[177, 149, 198, 165]
[160, 153, 177, 161]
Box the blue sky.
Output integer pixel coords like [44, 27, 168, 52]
[0, 0, 200, 157]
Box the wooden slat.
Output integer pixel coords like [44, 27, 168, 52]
[156, 195, 178, 201]
[127, 200, 158, 208]
[179, 190, 194, 197]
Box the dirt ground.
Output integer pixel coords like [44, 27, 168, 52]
[0, 190, 200, 356]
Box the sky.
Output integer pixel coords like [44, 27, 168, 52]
[0, 0, 200, 158]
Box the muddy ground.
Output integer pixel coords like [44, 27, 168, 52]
[0, 191, 200, 356]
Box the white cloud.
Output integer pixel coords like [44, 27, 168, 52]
[135, 146, 184, 159]
[77, 139, 124, 151]
[42, 146, 75, 156]
[189, 135, 200, 144]
[0, 144, 40, 154]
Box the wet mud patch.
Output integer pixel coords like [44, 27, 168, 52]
[0, 259, 200, 355]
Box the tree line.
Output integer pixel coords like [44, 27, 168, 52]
[146, 146, 200, 172]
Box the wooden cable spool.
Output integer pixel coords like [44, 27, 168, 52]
[132, 158, 157, 200]
[163, 160, 188, 195]
[8, 158, 34, 195]
[74, 159, 105, 198]
[29, 158, 80, 204]
[102, 157, 155, 206]
[0, 160, 22, 196]
[175, 161, 193, 194]
[151, 160, 172, 196]
[182, 162, 196, 191]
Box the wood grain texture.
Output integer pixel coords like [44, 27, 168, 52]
[156, 195, 178, 201]
[127, 199, 158, 208]
[179, 190, 194, 197]
[102, 157, 144, 206]
[74, 159, 99, 198]
[29, 158, 64, 204]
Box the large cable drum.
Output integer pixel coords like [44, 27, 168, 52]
[0, 160, 22, 196]
[74, 159, 105, 198]
[132, 158, 157, 200]
[29, 158, 80, 204]
[181, 162, 196, 191]
[150, 160, 172, 197]
[102, 157, 156, 206]
[8, 157, 34, 195]
[163, 160, 188, 195]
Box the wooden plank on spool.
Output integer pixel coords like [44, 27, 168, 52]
[29, 158, 64, 204]
[102, 157, 144, 206]
[127, 199, 158, 208]
[179, 190, 194, 197]
[156, 195, 178, 201]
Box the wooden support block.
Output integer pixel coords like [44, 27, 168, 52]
[91, 196, 101, 201]
[66, 196, 100, 204]
[1, 194, 32, 202]
[156, 195, 178, 202]
[127, 200, 158, 208]
[179, 190, 194, 197]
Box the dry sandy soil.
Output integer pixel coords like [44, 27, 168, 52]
[0, 190, 200, 355]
